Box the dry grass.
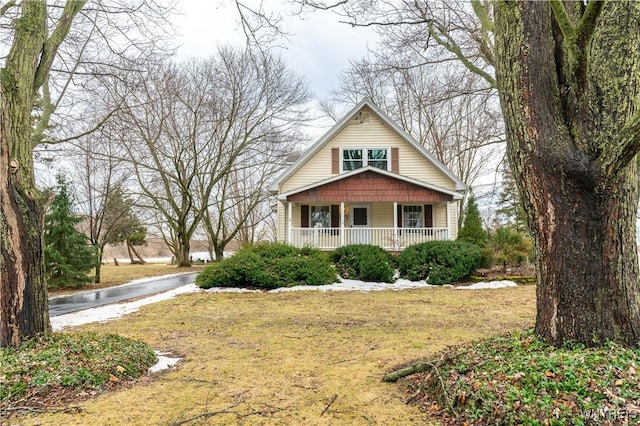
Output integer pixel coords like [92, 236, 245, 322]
[16, 285, 535, 425]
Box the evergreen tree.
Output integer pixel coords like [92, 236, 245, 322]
[495, 163, 528, 233]
[486, 227, 532, 272]
[44, 175, 96, 289]
[457, 194, 488, 247]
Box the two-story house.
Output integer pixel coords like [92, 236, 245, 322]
[268, 99, 466, 251]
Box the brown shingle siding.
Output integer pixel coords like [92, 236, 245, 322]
[287, 171, 453, 203]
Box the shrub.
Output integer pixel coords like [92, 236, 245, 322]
[485, 227, 533, 271]
[195, 249, 269, 288]
[196, 243, 337, 289]
[330, 244, 396, 283]
[398, 241, 482, 285]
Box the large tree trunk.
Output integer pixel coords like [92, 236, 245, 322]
[495, 2, 640, 346]
[175, 233, 191, 267]
[0, 2, 51, 347]
[1, 87, 51, 347]
[213, 243, 225, 262]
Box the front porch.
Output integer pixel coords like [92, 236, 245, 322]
[288, 226, 449, 251]
[277, 168, 463, 251]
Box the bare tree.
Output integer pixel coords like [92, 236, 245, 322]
[70, 130, 141, 281]
[332, 57, 502, 224]
[111, 47, 308, 266]
[203, 146, 295, 260]
[1, 0, 175, 347]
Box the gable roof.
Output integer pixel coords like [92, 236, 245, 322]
[277, 166, 464, 201]
[268, 99, 466, 193]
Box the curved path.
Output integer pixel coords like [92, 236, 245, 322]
[48, 273, 197, 317]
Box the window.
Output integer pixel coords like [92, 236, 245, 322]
[342, 148, 388, 171]
[342, 149, 363, 171]
[403, 205, 423, 229]
[310, 205, 330, 228]
[368, 149, 388, 170]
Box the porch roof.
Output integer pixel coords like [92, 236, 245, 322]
[278, 166, 463, 203]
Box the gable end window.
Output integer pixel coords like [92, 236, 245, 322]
[342, 148, 389, 171]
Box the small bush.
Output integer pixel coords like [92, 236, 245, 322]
[196, 243, 337, 289]
[398, 241, 481, 285]
[330, 245, 396, 283]
[0, 333, 156, 405]
[486, 227, 533, 271]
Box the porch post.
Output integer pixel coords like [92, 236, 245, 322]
[446, 201, 451, 241]
[340, 201, 345, 247]
[393, 201, 398, 251]
[287, 202, 293, 245]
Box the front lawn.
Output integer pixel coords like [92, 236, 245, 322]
[2, 285, 535, 425]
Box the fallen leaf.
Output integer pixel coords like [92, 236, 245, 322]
[615, 379, 624, 386]
[510, 372, 525, 381]
[109, 374, 120, 383]
[116, 365, 126, 374]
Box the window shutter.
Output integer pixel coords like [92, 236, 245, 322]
[424, 205, 433, 228]
[396, 204, 403, 228]
[391, 147, 399, 173]
[330, 205, 339, 228]
[332, 148, 339, 174]
[301, 205, 309, 228]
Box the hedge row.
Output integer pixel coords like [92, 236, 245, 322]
[196, 241, 483, 290]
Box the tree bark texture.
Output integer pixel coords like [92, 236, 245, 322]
[1, 86, 51, 347]
[495, 1, 640, 346]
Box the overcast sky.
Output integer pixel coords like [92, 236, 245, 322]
[173, 1, 378, 102]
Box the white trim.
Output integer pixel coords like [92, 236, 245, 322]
[340, 201, 345, 246]
[393, 201, 398, 251]
[287, 202, 293, 244]
[340, 147, 390, 173]
[446, 202, 451, 241]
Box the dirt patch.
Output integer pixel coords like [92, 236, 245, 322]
[11, 286, 536, 425]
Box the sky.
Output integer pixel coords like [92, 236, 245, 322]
[173, 1, 378, 105]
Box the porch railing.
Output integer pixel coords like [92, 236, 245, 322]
[289, 227, 449, 251]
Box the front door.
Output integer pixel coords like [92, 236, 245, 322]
[350, 204, 370, 244]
